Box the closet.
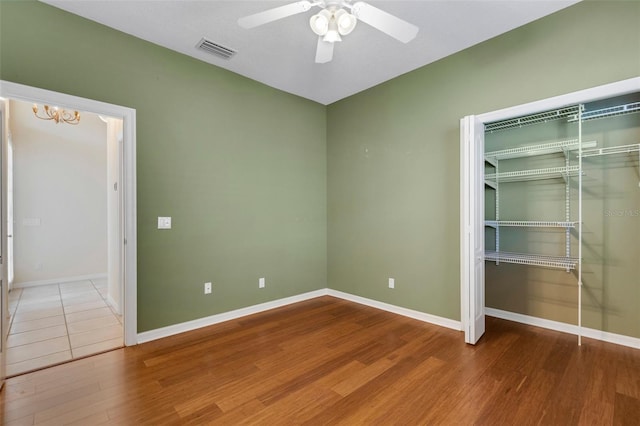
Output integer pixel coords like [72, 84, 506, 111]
[482, 93, 640, 345]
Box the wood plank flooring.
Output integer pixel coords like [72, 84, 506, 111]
[1, 296, 639, 425]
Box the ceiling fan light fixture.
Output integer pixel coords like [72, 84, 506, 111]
[310, 9, 331, 36]
[335, 9, 357, 35]
[239, 0, 419, 64]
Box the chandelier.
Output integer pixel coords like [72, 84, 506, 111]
[32, 104, 80, 125]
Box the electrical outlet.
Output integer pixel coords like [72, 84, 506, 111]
[388, 278, 395, 289]
[204, 282, 212, 294]
[259, 277, 265, 289]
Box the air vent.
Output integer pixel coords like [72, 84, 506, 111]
[196, 38, 237, 60]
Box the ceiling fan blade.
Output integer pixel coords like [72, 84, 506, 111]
[315, 37, 334, 63]
[238, 1, 313, 29]
[351, 2, 418, 43]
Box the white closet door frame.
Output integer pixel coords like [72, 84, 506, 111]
[460, 76, 640, 344]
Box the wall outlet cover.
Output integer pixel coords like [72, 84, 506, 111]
[259, 277, 265, 288]
[388, 278, 395, 289]
[204, 282, 212, 294]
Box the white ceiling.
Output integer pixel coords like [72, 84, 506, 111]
[42, 0, 580, 105]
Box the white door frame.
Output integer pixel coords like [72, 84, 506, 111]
[460, 76, 640, 344]
[0, 80, 138, 346]
[0, 98, 8, 388]
[7, 137, 14, 290]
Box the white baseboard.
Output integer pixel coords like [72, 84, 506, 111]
[486, 307, 640, 350]
[137, 289, 328, 343]
[14, 273, 108, 289]
[327, 289, 462, 331]
[137, 288, 463, 344]
[107, 294, 121, 315]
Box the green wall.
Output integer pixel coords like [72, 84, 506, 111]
[327, 0, 640, 324]
[0, 1, 327, 332]
[2, 0, 639, 337]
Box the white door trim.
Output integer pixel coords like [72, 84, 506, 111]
[0, 98, 8, 387]
[460, 76, 640, 343]
[0, 80, 138, 346]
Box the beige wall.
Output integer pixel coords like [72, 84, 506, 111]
[9, 100, 107, 284]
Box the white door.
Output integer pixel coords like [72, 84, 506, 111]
[7, 139, 13, 289]
[460, 115, 485, 344]
[0, 99, 8, 387]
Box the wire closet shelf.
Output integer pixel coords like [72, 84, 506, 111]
[568, 101, 640, 122]
[485, 101, 640, 133]
[485, 105, 580, 132]
[485, 251, 578, 271]
[485, 220, 578, 228]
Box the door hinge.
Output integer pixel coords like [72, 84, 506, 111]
[114, 182, 118, 191]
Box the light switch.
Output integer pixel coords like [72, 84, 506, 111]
[157, 217, 172, 229]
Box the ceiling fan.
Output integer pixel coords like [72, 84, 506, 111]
[238, 1, 419, 64]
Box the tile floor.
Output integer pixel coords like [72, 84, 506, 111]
[6, 278, 123, 377]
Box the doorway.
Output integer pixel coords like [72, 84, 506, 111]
[0, 81, 137, 382]
[5, 99, 122, 375]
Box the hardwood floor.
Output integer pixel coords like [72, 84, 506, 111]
[1, 296, 639, 425]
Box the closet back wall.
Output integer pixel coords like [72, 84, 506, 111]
[0, 1, 327, 332]
[327, 1, 640, 326]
